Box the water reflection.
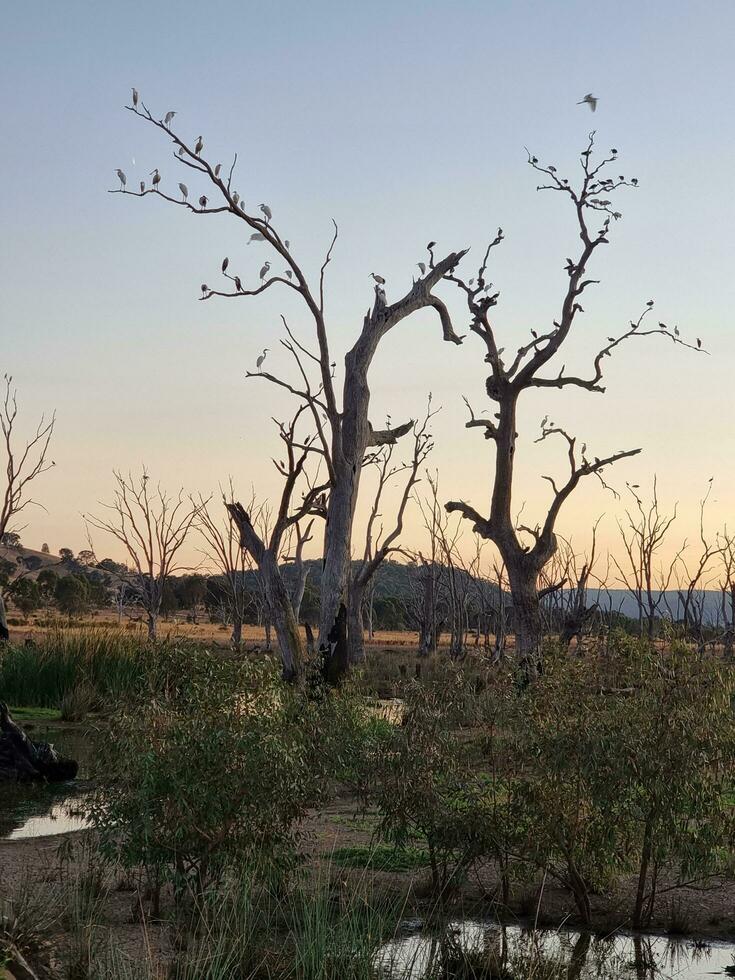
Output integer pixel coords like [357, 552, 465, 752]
[377, 920, 735, 979]
[1, 727, 91, 840]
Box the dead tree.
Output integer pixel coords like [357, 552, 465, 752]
[539, 523, 601, 652]
[670, 483, 719, 651]
[613, 480, 681, 640]
[112, 97, 466, 683]
[717, 528, 735, 659]
[196, 482, 254, 649]
[347, 402, 436, 662]
[444, 134, 703, 680]
[282, 518, 315, 624]
[1, 375, 55, 544]
[225, 408, 328, 680]
[85, 468, 199, 639]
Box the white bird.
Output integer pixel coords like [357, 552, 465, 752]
[259, 203, 272, 221]
[256, 348, 269, 371]
[214, 163, 222, 177]
[150, 168, 161, 189]
[132, 87, 139, 107]
[116, 169, 127, 190]
[177, 146, 185, 157]
[370, 273, 386, 285]
[164, 110, 176, 125]
[259, 261, 271, 281]
[232, 191, 239, 206]
[248, 233, 265, 244]
[195, 135, 204, 156]
[577, 93, 598, 112]
[178, 182, 188, 201]
[417, 262, 426, 275]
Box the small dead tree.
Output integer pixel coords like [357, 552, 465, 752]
[282, 519, 315, 626]
[196, 483, 254, 649]
[613, 480, 681, 640]
[671, 482, 719, 651]
[717, 528, 735, 659]
[348, 403, 436, 663]
[112, 96, 466, 683]
[85, 469, 199, 639]
[1, 375, 55, 545]
[444, 134, 703, 680]
[225, 408, 328, 681]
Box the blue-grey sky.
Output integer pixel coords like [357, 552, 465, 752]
[1, 0, 733, 566]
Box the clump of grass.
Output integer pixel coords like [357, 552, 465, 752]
[60, 682, 97, 722]
[0, 629, 205, 710]
[332, 844, 430, 873]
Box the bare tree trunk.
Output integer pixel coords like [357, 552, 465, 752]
[348, 580, 366, 664]
[507, 563, 543, 684]
[231, 615, 243, 649]
[260, 551, 300, 681]
[147, 612, 157, 641]
[291, 562, 309, 624]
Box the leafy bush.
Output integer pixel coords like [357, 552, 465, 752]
[89, 649, 365, 898]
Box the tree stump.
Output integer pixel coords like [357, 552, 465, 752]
[0, 703, 78, 782]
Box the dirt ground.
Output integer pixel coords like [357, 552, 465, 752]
[4, 790, 735, 969]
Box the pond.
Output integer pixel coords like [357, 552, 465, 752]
[377, 919, 735, 979]
[0, 725, 92, 840]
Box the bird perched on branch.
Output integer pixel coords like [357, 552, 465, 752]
[259, 261, 271, 281]
[370, 273, 386, 285]
[164, 110, 176, 125]
[198, 195, 208, 208]
[116, 169, 127, 190]
[178, 182, 188, 201]
[132, 87, 139, 107]
[256, 348, 269, 371]
[578, 93, 598, 112]
[194, 135, 204, 156]
[259, 203, 272, 222]
[150, 168, 161, 190]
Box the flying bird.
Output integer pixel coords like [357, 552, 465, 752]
[370, 273, 386, 285]
[150, 168, 161, 189]
[178, 182, 188, 201]
[259, 203, 272, 221]
[194, 135, 204, 156]
[115, 169, 127, 190]
[164, 110, 176, 125]
[578, 93, 598, 112]
[259, 261, 271, 281]
[132, 87, 139, 107]
[256, 348, 269, 371]
[248, 233, 265, 244]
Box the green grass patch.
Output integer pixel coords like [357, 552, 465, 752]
[7, 706, 62, 721]
[331, 843, 430, 872]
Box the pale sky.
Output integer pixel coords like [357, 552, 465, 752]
[1, 0, 733, 572]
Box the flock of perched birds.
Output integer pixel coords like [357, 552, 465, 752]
[115, 89, 616, 374]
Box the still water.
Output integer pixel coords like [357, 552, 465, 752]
[0, 726, 91, 839]
[377, 920, 735, 979]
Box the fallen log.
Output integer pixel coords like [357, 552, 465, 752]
[0, 702, 78, 783]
